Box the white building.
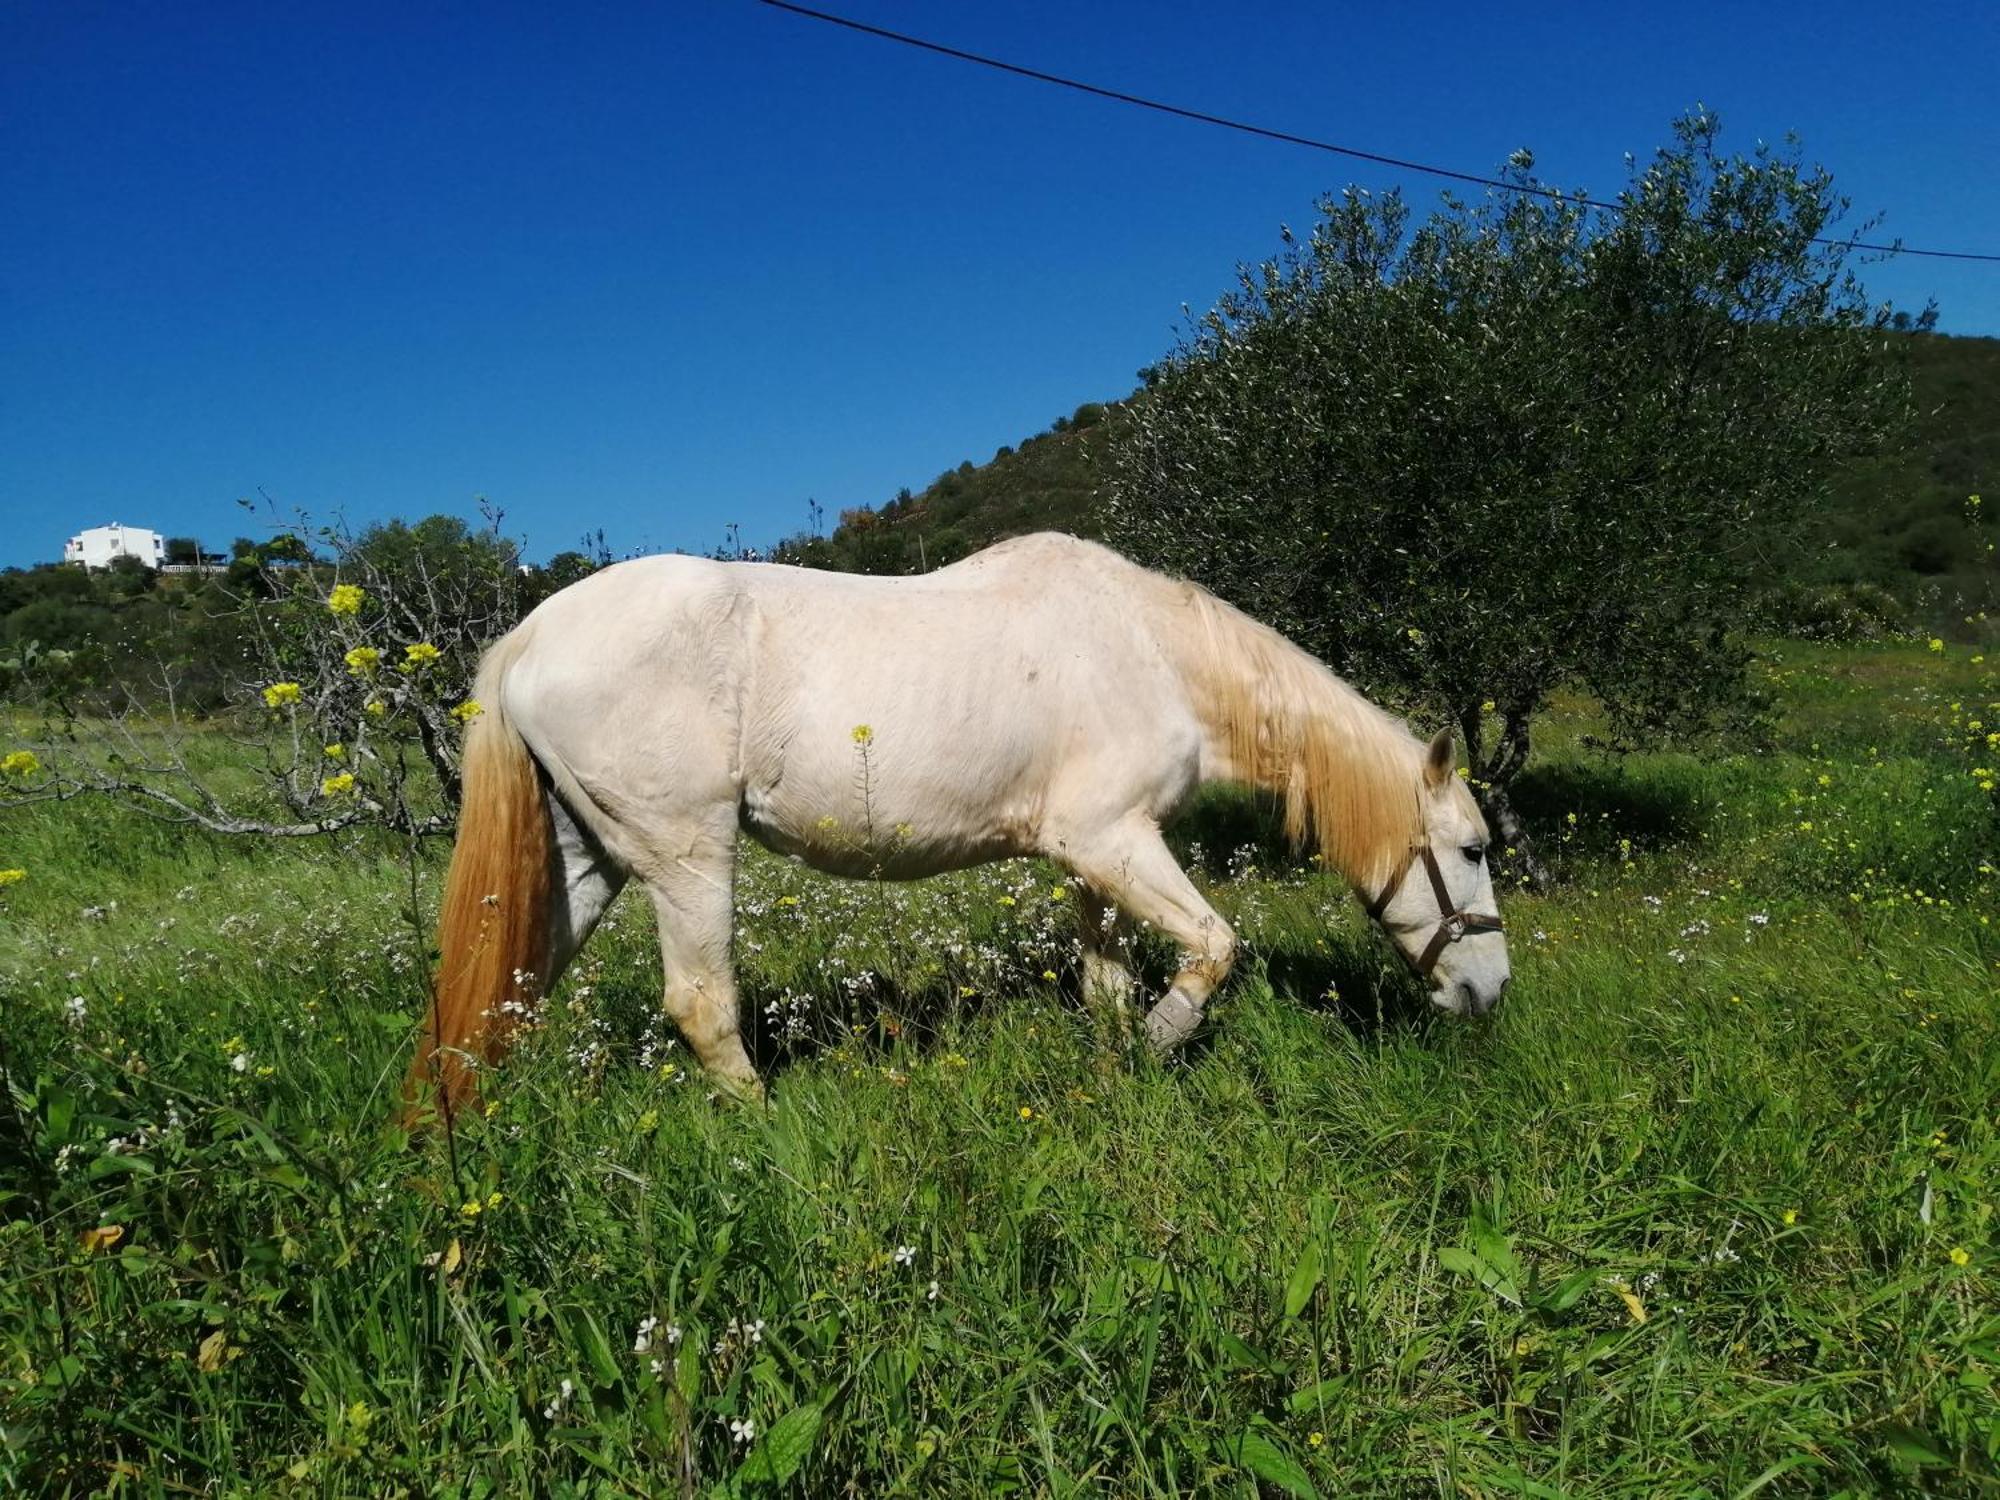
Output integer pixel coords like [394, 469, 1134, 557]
[64, 523, 167, 571]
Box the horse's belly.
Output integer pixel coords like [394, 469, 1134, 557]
[737, 778, 1033, 881]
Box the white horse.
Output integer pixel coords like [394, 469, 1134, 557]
[409, 533, 1509, 1115]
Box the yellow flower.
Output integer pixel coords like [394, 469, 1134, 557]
[1928, 638, 1945, 653]
[1781, 1208, 1798, 1225]
[1041, 969, 1058, 982]
[449, 699, 483, 725]
[1, 749, 40, 778]
[1949, 1246, 1970, 1267]
[1480, 700, 1496, 714]
[319, 773, 355, 797]
[343, 645, 381, 676]
[850, 724, 874, 746]
[1017, 1105, 1034, 1121]
[364, 699, 387, 719]
[261, 681, 302, 708]
[1307, 1431, 1324, 1449]
[323, 743, 344, 759]
[460, 1199, 483, 1219]
[402, 642, 441, 670]
[1049, 884, 1067, 901]
[0, 869, 23, 886]
[327, 583, 365, 616]
[486, 1190, 504, 1210]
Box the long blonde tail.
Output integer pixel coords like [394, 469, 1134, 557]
[403, 635, 550, 1124]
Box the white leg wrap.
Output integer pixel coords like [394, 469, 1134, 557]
[1144, 989, 1204, 1054]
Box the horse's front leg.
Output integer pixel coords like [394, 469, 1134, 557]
[1059, 816, 1238, 1056]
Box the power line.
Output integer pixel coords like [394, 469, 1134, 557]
[757, 0, 2000, 266]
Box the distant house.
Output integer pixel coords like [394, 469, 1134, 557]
[64, 523, 167, 571]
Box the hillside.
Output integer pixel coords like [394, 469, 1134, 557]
[782, 333, 2000, 620]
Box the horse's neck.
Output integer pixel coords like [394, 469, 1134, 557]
[1173, 605, 1357, 784]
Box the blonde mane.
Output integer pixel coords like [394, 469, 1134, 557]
[1163, 582, 1430, 891]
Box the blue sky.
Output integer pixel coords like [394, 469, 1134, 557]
[4, 0, 1996, 570]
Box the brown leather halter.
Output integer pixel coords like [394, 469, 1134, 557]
[1364, 844, 1505, 978]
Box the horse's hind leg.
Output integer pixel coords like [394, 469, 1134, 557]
[546, 793, 628, 989]
[632, 812, 763, 1101]
[1061, 817, 1237, 1056]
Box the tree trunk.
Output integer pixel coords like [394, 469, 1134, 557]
[1470, 708, 1548, 889]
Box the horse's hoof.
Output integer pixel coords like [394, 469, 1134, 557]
[716, 1073, 768, 1107]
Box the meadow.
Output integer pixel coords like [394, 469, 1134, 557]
[2, 637, 1997, 1496]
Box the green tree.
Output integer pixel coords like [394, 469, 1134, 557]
[1106, 111, 1908, 855]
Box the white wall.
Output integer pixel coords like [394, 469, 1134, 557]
[64, 524, 166, 570]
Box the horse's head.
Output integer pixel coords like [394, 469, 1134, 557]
[1365, 728, 1511, 1016]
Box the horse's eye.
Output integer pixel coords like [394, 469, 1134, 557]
[1462, 845, 1485, 865]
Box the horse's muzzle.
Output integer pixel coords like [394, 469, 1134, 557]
[1435, 974, 1509, 1017]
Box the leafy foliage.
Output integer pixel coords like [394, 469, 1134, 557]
[1105, 112, 1910, 847]
[770, 401, 1119, 575]
[1, 511, 595, 836]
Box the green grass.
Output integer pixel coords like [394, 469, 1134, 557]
[3, 640, 1998, 1496]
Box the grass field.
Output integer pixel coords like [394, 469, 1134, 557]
[3, 638, 1998, 1496]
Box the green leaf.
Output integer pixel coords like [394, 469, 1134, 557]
[735, 1402, 823, 1487]
[1532, 1269, 1597, 1313]
[1219, 1332, 1281, 1373]
[565, 1306, 622, 1389]
[42, 1085, 75, 1147]
[1283, 1241, 1323, 1319]
[87, 1152, 155, 1180]
[1880, 1422, 1947, 1467]
[1228, 1426, 1320, 1499]
[1470, 1220, 1524, 1288]
[1287, 1375, 1351, 1412]
[1438, 1245, 1522, 1307]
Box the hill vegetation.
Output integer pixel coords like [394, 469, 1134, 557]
[4, 337, 1993, 711]
[778, 333, 2000, 629]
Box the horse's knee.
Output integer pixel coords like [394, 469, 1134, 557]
[1188, 920, 1237, 987]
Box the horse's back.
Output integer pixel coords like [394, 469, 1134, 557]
[500, 535, 1204, 863]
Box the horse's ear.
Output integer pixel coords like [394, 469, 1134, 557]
[1423, 727, 1455, 790]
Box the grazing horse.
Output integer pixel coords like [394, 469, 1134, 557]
[407, 533, 1509, 1117]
